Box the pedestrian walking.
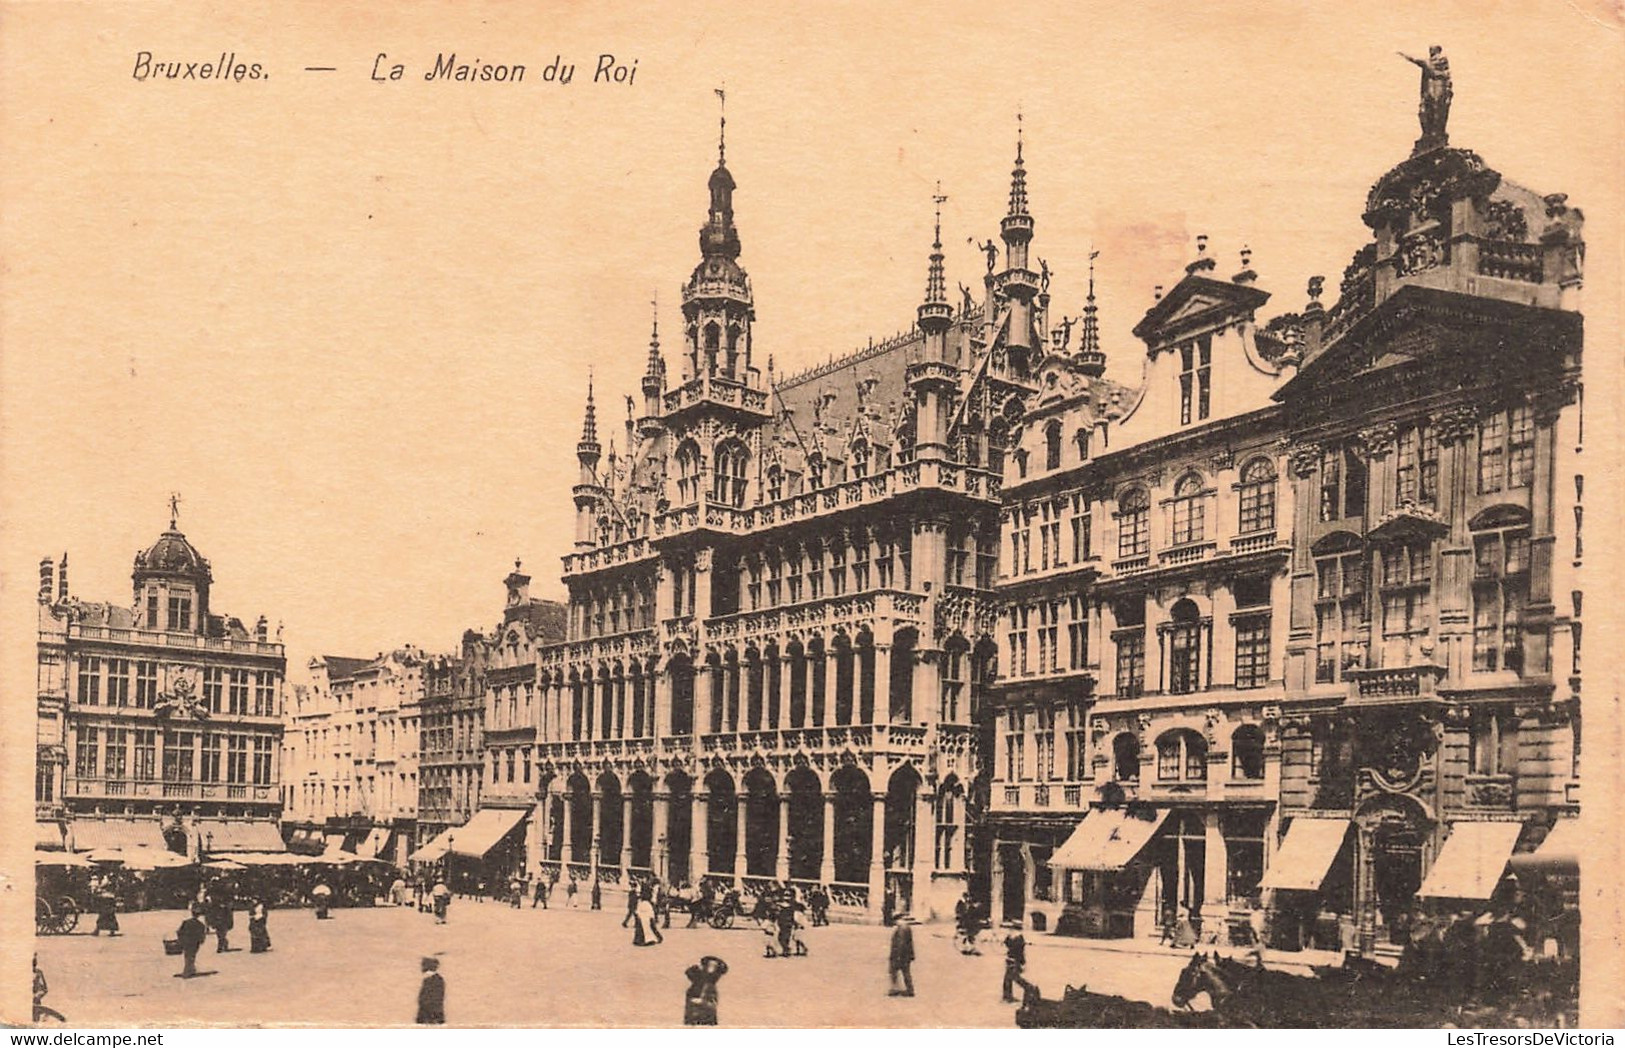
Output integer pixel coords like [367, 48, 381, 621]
[33, 956, 65, 1023]
[809, 886, 829, 927]
[565, 877, 579, 908]
[638, 889, 664, 946]
[510, 875, 525, 909]
[1001, 931, 1027, 1002]
[175, 907, 208, 978]
[591, 879, 602, 910]
[312, 881, 333, 920]
[887, 916, 916, 997]
[683, 956, 728, 1026]
[623, 884, 642, 927]
[208, 893, 235, 952]
[416, 957, 445, 1025]
[91, 875, 121, 936]
[248, 898, 272, 953]
[432, 880, 451, 924]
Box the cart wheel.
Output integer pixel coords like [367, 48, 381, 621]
[58, 897, 80, 934]
[36, 899, 53, 935]
[712, 910, 734, 930]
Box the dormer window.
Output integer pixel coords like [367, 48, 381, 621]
[167, 595, 192, 632]
[1179, 335, 1212, 425]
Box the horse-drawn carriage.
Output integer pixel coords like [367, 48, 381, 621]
[35, 895, 81, 936]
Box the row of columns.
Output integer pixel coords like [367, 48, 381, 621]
[534, 783, 952, 916]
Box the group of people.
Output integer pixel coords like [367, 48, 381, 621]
[170, 889, 275, 978]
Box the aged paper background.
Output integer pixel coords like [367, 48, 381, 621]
[2, 0, 1622, 1029]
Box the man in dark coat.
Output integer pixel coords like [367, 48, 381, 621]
[623, 884, 640, 928]
[1001, 931, 1028, 1002]
[888, 916, 916, 996]
[591, 879, 602, 910]
[683, 956, 728, 1026]
[207, 893, 235, 952]
[416, 957, 445, 1025]
[533, 876, 548, 909]
[176, 907, 208, 978]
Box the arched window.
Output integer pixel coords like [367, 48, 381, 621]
[675, 440, 702, 505]
[766, 465, 783, 502]
[988, 419, 1009, 476]
[1113, 732, 1141, 782]
[1117, 488, 1150, 558]
[1045, 420, 1063, 471]
[1231, 724, 1266, 780]
[1237, 459, 1277, 535]
[1156, 729, 1207, 782]
[712, 440, 749, 508]
[1170, 473, 1206, 546]
[1168, 598, 1202, 694]
[1074, 428, 1091, 462]
[851, 440, 869, 480]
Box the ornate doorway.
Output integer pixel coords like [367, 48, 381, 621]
[1354, 794, 1433, 955]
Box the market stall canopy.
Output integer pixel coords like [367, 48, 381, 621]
[197, 819, 287, 853]
[448, 807, 531, 860]
[1418, 820, 1524, 900]
[285, 828, 326, 855]
[1260, 818, 1352, 892]
[1508, 818, 1580, 876]
[70, 818, 168, 852]
[204, 859, 247, 871]
[1050, 808, 1170, 871]
[35, 850, 89, 866]
[322, 833, 350, 854]
[410, 829, 453, 863]
[89, 847, 192, 870]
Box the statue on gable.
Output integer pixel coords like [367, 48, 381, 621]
[959, 283, 974, 316]
[1398, 46, 1452, 151]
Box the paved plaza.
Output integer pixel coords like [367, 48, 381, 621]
[35, 902, 1227, 1027]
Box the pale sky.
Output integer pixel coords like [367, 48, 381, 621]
[3, 0, 1621, 687]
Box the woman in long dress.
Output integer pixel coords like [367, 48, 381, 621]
[684, 956, 728, 1025]
[248, 898, 272, 953]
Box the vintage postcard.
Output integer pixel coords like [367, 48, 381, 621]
[2, 0, 1622, 1032]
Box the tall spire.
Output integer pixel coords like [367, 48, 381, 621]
[580, 371, 599, 445]
[1078, 249, 1106, 378]
[644, 293, 664, 384]
[924, 182, 948, 305]
[716, 86, 726, 166]
[1007, 110, 1029, 218]
[701, 89, 741, 261]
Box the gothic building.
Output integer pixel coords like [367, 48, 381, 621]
[36, 513, 287, 857]
[512, 123, 1087, 922]
[986, 80, 1584, 956]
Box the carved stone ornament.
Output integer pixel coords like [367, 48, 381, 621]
[1394, 231, 1445, 276]
[1482, 199, 1529, 243]
[1210, 446, 1235, 472]
[1203, 708, 1223, 745]
[155, 667, 208, 721]
[1359, 421, 1400, 458]
[1430, 403, 1479, 444]
[1136, 712, 1153, 732]
[1287, 442, 1323, 478]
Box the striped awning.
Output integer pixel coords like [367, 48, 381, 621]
[70, 818, 169, 852]
[1418, 821, 1524, 901]
[1260, 818, 1352, 892]
[358, 827, 393, 858]
[1050, 808, 1170, 871]
[410, 829, 453, 863]
[197, 819, 287, 853]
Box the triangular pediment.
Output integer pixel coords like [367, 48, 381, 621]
[1132, 274, 1271, 343]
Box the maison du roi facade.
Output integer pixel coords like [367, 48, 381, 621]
[36, 518, 288, 859]
[419, 79, 1583, 940]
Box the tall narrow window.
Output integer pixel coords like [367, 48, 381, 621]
[105, 658, 130, 707]
[1234, 616, 1271, 689]
[77, 657, 101, 705]
[1314, 539, 1367, 683]
[1179, 335, 1212, 425]
[1070, 493, 1092, 562]
[1117, 488, 1150, 559]
[1114, 598, 1146, 698]
[1395, 423, 1440, 506]
[1034, 707, 1055, 781]
[1067, 595, 1089, 670]
[1472, 512, 1531, 673]
[1170, 474, 1206, 546]
[1469, 709, 1520, 775]
[1167, 599, 1202, 695]
[1045, 420, 1063, 470]
[1237, 459, 1277, 534]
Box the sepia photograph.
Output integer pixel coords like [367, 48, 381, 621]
[2, 0, 1621, 1033]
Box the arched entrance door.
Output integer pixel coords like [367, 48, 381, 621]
[705, 769, 738, 876]
[664, 771, 693, 886]
[743, 768, 779, 877]
[1354, 794, 1434, 954]
[884, 765, 921, 915]
[785, 767, 823, 881]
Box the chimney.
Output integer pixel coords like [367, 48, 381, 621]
[57, 552, 68, 602]
[255, 615, 269, 642]
[39, 557, 54, 602]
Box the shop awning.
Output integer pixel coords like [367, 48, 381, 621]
[358, 827, 393, 859]
[198, 819, 287, 853]
[1508, 818, 1580, 876]
[1050, 808, 1170, 871]
[1418, 820, 1525, 901]
[1260, 817, 1351, 892]
[284, 828, 326, 855]
[410, 828, 453, 863]
[37, 821, 66, 850]
[323, 832, 349, 853]
[448, 807, 531, 859]
[70, 818, 169, 852]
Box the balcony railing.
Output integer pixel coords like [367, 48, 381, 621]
[1346, 664, 1446, 702]
[1477, 239, 1544, 283]
[69, 624, 283, 657]
[1159, 541, 1217, 567]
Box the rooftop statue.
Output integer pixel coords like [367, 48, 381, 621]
[1399, 46, 1452, 152]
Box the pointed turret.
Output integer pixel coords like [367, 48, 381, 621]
[996, 116, 1039, 368]
[574, 376, 605, 548]
[1077, 251, 1107, 378]
[908, 186, 958, 462]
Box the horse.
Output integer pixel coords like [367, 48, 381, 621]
[1015, 979, 1220, 1029]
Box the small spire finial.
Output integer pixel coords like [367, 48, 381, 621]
[715, 86, 727, 165]
[581, 370, 599, 445]
[932, 180, 946, 247]
[515, 557, 523, 573]
[1016, 107, 1024, 163]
